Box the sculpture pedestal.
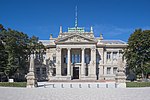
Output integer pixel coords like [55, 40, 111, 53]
[26, 72, 38, 88]
[115, 68, 126, 88]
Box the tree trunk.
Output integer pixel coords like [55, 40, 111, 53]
[6, 75, 9, 82]
[141, 71, 144, 80]
[141, 61, 145, 80]
[4, 71, 9, 82]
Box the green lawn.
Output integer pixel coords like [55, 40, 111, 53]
[0, 82, 150, 88]
[0, 82, 26, 87]
[126, 82, 150, 87]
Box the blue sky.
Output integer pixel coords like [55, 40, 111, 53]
[0, 0, 150, 42]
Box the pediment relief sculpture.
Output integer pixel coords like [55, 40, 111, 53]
[66, 36, 88, 42]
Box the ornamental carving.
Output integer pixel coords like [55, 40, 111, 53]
[56, 47, 61, 52]
[91, 46, 96, 52]
[66, 36, 88, 42]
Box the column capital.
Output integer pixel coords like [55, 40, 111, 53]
[81, 48, 85, 50]
[56, 47, 61, 52]
[90, 46, 96, 52]
[67, 48, 71, 50]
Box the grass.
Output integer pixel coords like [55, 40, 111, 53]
[0, 82, 26, 87]
[0, 82, 150, 88]
[126, 82, 150, 87]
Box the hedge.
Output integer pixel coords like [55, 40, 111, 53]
[0, 82, 26, 87]
[126, 82, 150, 87]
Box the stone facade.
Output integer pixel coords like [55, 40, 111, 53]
[38, 26, 127, 81]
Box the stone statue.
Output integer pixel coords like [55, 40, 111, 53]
[115, 56, 126, 88]
[26, 54, 38, 88]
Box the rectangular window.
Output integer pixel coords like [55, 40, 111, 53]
[72, 52, 81, 63]
[107, 52, 111, 60]
[85, 54, 90, 64]
[36, 68, 40, 75]
[64, 56, 66, 63]
[107, 67, 111, 74]
[72, 54, 74, 63]
[113, 52, 117, 60]
[42, 68, 46, 74]
[52, 68, 56, 76]
[53, 57, 56, 63]
[113, 67, 117, 74]
[75, 54, 78, 63]
[96, 54, 100, 64]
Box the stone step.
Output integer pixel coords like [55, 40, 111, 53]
[48, 79, 115, 83]
[38, 82, 119, 88]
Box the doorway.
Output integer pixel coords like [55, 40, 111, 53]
[73, 67, 79, 79]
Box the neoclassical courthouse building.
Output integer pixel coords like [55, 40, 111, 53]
[37, 25, 127, 81]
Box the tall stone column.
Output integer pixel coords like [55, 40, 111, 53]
[104, 51, 107, 64]
[111, 51, 113, 64]
[81, 48, 85, 77]
[56, 47, 62, 76]
[26, 54, 37, 88]
[67, 48, 71, 76]
[89, 47, 96, 79]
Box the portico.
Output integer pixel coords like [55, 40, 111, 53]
[55, 44, 97, 80]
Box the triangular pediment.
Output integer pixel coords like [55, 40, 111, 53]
[55, 34, 96, 44]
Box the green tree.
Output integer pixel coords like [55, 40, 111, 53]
[124, 29, 150, 79]
[0, 28, 29, 80]
[0, 41, 8, 81]
[0, 24, 45, 81]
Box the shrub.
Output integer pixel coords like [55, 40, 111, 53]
[0, 82, 26, 87]
[126, 82, 150, 87]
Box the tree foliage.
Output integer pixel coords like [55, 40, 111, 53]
[0, 24, 45, 81]
[124, 29, 150, 78]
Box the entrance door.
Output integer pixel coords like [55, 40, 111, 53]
[73, 67, 79, 79]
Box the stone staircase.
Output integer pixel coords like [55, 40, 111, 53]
[38, 81, 118, 88]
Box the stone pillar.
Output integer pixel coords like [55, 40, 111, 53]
[81, 48, 85, 77]
[117, 51, 119, 60]
[56, 47, 62, 76]
[111, 51, 113, 64]
[89, 47, 96, 79]
[67, 48, 71, 76]
[26, 54, 38, 88]
[104, 51, 107, 64]
[111, 67, 113, 75]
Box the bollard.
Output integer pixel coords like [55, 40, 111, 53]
[79, 84, 82, 88]
[61, 84, 64, 88]
[70, 84, 73, 88]
[106, 84, 108, 88]
[88, 84, 90, 88]
[52, 84, 55, 88]
[97, 84, 99, 88]
[115, 83, 117, 88]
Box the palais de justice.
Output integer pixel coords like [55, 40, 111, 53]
[37, 25, 127, 81]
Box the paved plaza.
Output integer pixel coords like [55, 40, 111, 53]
[0, 87, 149, 100]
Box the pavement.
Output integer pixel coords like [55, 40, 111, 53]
[0, 87, 150, 100]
